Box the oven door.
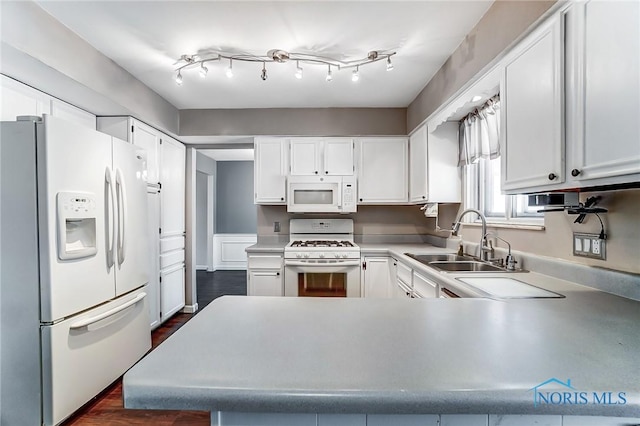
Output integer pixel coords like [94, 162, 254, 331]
[284, 259, 361, 297]
[287, 178, 342, 213]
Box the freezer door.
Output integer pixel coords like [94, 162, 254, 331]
[112, 137, 149, 296]
[41, 287, 150, 426]
[39, 115, 115, 322]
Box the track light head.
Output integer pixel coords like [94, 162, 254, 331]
[351, 66, 360, 82]
[199, 63, 208, 78]
[226, 59, 234, 78]
[261, 63, 268, 81]
[326, 65, 333, 82]
[386, 56, 394, 71]
[295, 61, 303, 80]
[175, 70, 183, 85]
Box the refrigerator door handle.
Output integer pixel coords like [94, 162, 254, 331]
[105, 167, 116, 269]
[69, 292, 146, 329]
[115, 168, 127, 266]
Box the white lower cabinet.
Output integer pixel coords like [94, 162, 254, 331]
[395, 260, 413, 298]
[160, 264, 186, 320]
[412, 271, 438, 298]
[247, 253, 283, 297]
[361, 256, 393, 298]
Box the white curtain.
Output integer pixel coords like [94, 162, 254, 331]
[459, 95, 500, 166]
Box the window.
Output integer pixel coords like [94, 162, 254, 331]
[464, 157, 543, 223]
[459, 95, 542, 226]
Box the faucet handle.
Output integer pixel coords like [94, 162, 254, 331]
[505, 254, 518, 271]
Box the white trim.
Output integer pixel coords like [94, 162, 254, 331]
[213, 234, 257, 270]
[196, 265, 208, 271]
[181, 303, 198, 314]
[462, 221, 545, 232]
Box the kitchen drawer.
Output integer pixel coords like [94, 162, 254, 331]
[248, 254, 283, 269]
[160, 235, 185, 253]
[396, 261, 412, 286]
[160, 249, 185, 270]
[413, 271, 437, 298]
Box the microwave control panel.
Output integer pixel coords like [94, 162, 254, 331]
[342, 176, 357, 212]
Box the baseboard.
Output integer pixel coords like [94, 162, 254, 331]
[196, 265, 208, 271]
[181, 303, 198, 314]
[212, 266, 248, 271]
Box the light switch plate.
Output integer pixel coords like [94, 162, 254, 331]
[573, 232, 606, 260]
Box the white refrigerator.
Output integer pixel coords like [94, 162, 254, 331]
[0, 115, 151, 425]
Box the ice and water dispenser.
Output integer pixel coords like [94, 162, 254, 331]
[57, 192, 97, 260]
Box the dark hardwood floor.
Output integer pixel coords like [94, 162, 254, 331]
[62, 270, 247, 425]
[196, 270, 247, 311]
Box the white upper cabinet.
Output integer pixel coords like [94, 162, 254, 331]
[97, 117, 161, 186]
[425, 122, 461, 203]
[254, 137, 288, 204]
[289, 137, 354, 176]
[1, 75, 95, 129]
[357, 137, 408, 204]
[160, 136, 186, 237]
[501, 13, 565, 193]
[131, 121, 161, 186]
[409, 122, 460, 204]
[565, 0, 640, 185]
[409, 125, 428, 203]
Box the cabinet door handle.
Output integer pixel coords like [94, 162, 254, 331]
[314, 171, 318, 174]
[548, 173, 557, 181]
[422, 195, 426, 199]
[325, 171, 328, 174]
[571, 168, 581, 177]
[280, 197, 284, 201]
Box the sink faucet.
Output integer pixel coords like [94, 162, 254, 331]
[451, 208, 491, 261]
[484, 232, 518, 271]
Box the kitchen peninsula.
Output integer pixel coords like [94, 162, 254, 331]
[123, 250, 640, 426]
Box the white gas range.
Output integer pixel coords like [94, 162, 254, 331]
[284, 219, 361, 297]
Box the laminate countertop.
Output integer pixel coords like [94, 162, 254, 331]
[123, 280, 640, 417]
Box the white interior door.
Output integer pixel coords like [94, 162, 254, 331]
[39, 115, 115, 322]
[112, 137, 149, 296]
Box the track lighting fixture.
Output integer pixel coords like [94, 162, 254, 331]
[295, 61, 303, 79]
[261, 62, 268, 81]
[326, 65, 333, 82]
[173, 49, 396, 85]
[351, 66, 360, 82]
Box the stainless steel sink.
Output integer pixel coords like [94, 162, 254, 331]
[428, 261, 507, 273]
[404, 253, 475, 263]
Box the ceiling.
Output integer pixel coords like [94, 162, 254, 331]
[199, 148, 255, 162]
[36, 1, 494, 110]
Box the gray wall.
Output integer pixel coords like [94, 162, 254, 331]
[195, 171, 208, 267]
[180, 108, 407, 136]
[216, 161, 256, 234]
[407, 0, 556, 132]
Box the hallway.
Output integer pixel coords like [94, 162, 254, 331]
[196, 270, 247, 311]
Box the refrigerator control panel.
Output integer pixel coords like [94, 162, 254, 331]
[57, 192, 98, 260]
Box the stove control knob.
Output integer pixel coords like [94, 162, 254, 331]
[303, 253, 310, 258]
[342, 254, 348, 258]
[334, 253, 340, 258]
[319, 253, 325, 258]
[296, 253, 302, 258]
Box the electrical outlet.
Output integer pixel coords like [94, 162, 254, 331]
[273, 221, 280, 232]
[573, 232, 606, 260]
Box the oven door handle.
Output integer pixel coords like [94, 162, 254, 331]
[284, 260, 361, 267]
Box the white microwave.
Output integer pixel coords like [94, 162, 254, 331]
[287, 176, 357, 213]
